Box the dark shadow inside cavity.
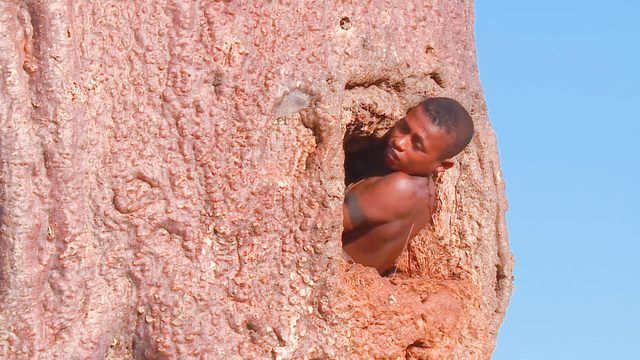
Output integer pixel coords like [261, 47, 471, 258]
[344, 133, 390, 187]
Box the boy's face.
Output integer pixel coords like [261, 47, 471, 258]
[384, 107, 454, 175]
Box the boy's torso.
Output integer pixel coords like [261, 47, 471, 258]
[342, 174, 436, 273]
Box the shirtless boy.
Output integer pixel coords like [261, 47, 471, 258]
[342, 97, 474, 274]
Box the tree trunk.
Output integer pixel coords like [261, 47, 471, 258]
[0, 0, 513, 359]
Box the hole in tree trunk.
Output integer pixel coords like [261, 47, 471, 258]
[341, 90, 402, 186]
[344, 134, 389, 187]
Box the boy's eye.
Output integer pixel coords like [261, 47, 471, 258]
[412, 136, 426, 152]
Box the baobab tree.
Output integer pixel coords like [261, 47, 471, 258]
[0, 0, 512, 359]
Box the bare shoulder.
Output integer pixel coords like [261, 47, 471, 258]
[354, 172, 430, 217]
[378, 172, 430, 201]
[344, 172, 431, 226]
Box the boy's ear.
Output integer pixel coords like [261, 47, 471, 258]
[436, 159, 454, 172]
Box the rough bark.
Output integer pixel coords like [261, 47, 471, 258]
[0, 0, 513, 359]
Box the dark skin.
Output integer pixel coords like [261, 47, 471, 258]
[342, 106, 455, 274]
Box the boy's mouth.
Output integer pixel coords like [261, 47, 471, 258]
[386, 146, 399, 163]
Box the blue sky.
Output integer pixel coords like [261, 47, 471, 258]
[475, 1, 640, 359]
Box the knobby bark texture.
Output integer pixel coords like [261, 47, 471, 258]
[0, 0, 513, 359]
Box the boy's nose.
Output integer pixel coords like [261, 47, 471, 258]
[394, 135, 410, 151]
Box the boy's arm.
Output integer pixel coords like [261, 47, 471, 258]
[343, 172, 426, 232]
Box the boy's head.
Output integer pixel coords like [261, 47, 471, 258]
[384, 97, 474, 175]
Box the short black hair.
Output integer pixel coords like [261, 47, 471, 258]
[418, 97, 474, 160]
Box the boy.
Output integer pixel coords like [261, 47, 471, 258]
[342, 97, 474, 274]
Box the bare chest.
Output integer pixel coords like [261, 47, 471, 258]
[343, 185, 435, 272]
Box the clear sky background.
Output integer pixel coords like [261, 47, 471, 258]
[474, 1, 640, 359]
